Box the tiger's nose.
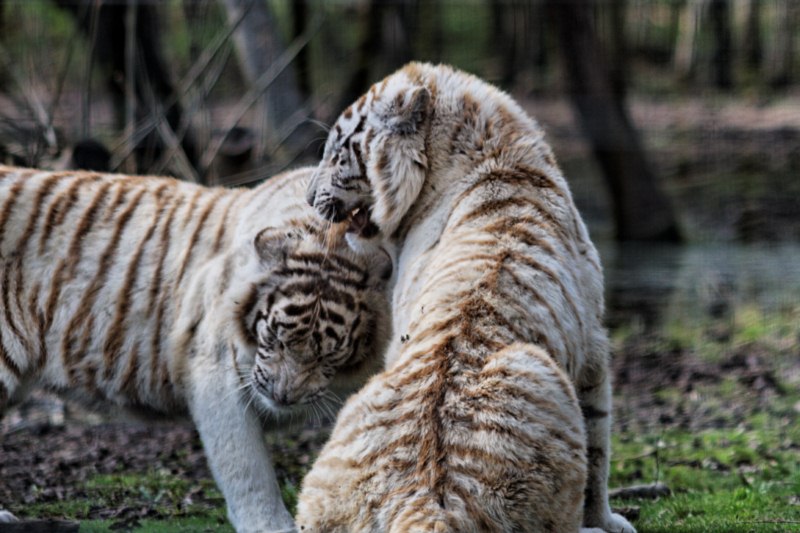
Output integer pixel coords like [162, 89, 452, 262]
[272, 387, 297, 407]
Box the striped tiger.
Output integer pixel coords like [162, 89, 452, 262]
[298, 63, 635, 532]
[0, 165, 392, 533]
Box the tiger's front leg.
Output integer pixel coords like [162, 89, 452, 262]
[579, 370, 636, 533]
[188, 357, 295, 533]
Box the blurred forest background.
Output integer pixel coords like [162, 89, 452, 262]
[1, 1, 799, 531]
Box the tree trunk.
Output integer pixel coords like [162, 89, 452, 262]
[56, 0, 200, 175]
[608, 0, 628, 95]
[768, 0, 797, 88]
[546, 0, 682, 242]
[292, 0, 311, 99]
[381, 0, 417, 73]
[218, 0, 308, 157]
[0, 0, 6, 90]
[709, 0, 733, 89]
[336, 0, 384, 113]
[741, 0, 762, 69]
[416, 0, 443, 63]
[674, 0, 708, 82]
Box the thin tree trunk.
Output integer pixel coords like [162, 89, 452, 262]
[382, 0, 416, 73]
[416, 0, 443, 63]
[292, 0, 311, 99]
[0, 0, 6, 90]
[709, 0, 733, 88]
[674, 0, 708, 82]
[546, 0, 682, 242]
[768, 0, 797, 87]
[608, 0, 628, 95]
[336, 0, 383, 114]
[218, 0, 307, 157]
[56, 0, 200, 175]
[741, 0, 762, 69]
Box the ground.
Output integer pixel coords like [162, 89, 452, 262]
[2, 94, 800, 532]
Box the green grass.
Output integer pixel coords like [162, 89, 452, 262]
[610, 421, 800, 532]
[20, 470, 230, 532]
[608, 303, 800, 532]
[79, 517, 233, 533]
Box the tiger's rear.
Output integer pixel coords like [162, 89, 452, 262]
[297, 344, 586, 533]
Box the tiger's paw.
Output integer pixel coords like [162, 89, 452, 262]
[591, 512, 636, 533]
[0, 509, 19, 522]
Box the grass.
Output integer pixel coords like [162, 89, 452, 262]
[19, 470, 231, 532]
[79, 517, 232, 533]
[607, 302, 800, 532]
[10, 304, 798, 532]
[610, 422, 800, 532]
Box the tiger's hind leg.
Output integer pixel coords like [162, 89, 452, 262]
[579, 369, 636, 533]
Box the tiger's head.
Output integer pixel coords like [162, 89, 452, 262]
[240, 224, 393, 415]
[307, 63, 435, 237]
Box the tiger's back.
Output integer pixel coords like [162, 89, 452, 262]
[0, 165, 325, 413]
[2, 167, 215, 411]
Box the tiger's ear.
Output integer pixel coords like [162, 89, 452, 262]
[253, 227, 302, 265]
[388, 86, 430, 135]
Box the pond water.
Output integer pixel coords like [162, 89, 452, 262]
[599, 241, 800, 331]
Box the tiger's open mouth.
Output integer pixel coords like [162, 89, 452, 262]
[347, 206, 379, 238]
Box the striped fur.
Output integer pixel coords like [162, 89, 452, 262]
[300, 63, 635, 532]
[0, 165, 392, 533]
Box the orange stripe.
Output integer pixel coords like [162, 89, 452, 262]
[211, 191, 242, 253]
[1, 260, 31, 354]
[0, 329, 22, 378]
[38, 175, 101, 254]
[176, 190, 224, 284]
[103, 184, 172, 387]
[0, 178, 26, 248]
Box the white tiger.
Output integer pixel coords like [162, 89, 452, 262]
[0, 165, 392, 532]
[299, 63, 635, 532]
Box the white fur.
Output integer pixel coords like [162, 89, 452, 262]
[305, 63, 635, 533]
[0, 166, 389, 533]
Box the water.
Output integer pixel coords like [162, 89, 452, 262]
[599, 241, 800, 331]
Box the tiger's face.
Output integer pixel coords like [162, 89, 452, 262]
[307, 66, 433, 237]
[244, 226, 392, 414]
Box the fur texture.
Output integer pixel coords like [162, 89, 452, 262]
[300, 63, 635, 532]
[0, 165, 392, 532]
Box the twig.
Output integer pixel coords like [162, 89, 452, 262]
[609, 482, 671, 500]
[80, 0, 103, 138]
[150, 43, 233, 179]
[123, 0, 138, 174]
[110, 2, 252, 170]
[199, 14, 324, 173]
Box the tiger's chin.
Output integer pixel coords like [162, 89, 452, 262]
[252, 393, 298, 418]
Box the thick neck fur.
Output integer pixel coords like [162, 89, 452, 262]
[394, 63, 563, 241]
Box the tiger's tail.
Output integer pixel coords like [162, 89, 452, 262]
[388, 497, 457, 533]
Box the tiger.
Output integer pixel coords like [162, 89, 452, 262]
[297, 63, 636, 532]
[0, 165, 393, 533]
